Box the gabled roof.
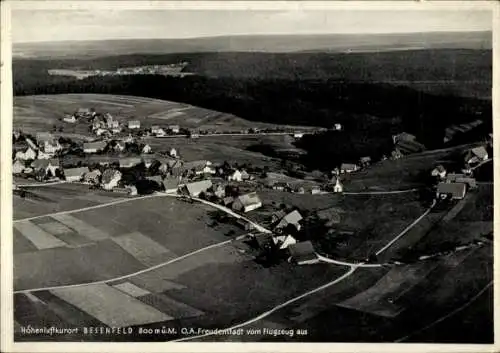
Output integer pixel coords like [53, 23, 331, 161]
[288, 241, 317, 262]
[360, 156, 372, 163]
[31, 158, 59, 169]
[119, 157, 142, 167]
[437, 182, 466, 197]
[272, 210, 287, 221]
[163, 177, 181, 190]
[471, 146, 488, 159]
[434, 165, 446, 172]
[128, 120, 140, 125]
[446, 173, 466, 182]
[236, 192, 262, 207]
[183, 160, 209, 172]
[64, 167, 89, 178]
[83, 141, 107, 150]
[186, 180, 212, 196]
[277, 210, 303, 228]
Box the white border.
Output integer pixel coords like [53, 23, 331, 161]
[1, 1, 498, 353]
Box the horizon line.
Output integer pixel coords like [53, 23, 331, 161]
[13, 29, 492, 45]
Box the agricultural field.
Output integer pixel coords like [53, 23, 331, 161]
[343, 145, 478, 192]
[14, 94, 319, 135]
[13, 183, 131, 220]
[14, 196, 241, 290]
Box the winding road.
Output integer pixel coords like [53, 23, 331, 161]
[12, 183, 470, 343]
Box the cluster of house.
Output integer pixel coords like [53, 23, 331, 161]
[391, 132, 426, 160]
[250, 209, 320, 265]
[433, 145, 489, 201]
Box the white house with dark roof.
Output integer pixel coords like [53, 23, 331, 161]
[232, 192, 262, 213]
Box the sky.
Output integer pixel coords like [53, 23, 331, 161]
[12, 9, 492, 43]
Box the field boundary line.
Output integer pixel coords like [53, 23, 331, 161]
[173, 266, 358, 342]
[13, 194, 162, 223]
[375, 200, 436, 256]
[14, 237, 241, 294]
[395, 280, 493, 342]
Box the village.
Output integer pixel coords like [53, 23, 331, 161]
[12, 106, 493, 267]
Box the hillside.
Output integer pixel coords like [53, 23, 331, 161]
[13, 31, 491, 59]
[13, 94, 319, 135]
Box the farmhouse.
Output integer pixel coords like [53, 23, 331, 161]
[232, 192, 262, 213]
[31, 158, 60, 177]
[163, 177, 183, 193]
[83, 169, 101, 184]
[288, 241, 319, 265]
[340, 163, 359, 174]
[101, 169, 122, 190]
[228, 170, 243, 182]
[128, 120, 141, 129]
[212, 184, 226, 198]
[63, 115, 77, 123]
[15, 146, 37, 161]
[119, 157, 142, 168]
[83, 141, 107, 154]
[240, 170, 250, 180]
[184, 180, 213, 197]
[76, 107, 93, 117]
[275, 210, 303, 231]
[465, 146, 488, 165]
[112, 141, 126, 152]
[168, 125, 180, 133]
[142, 144, 153, 154]
[274, 234, 297, 250]
[183, 160, 215, 175]
[271, 210, 287, 224]
[431, 165, 447, 179]
[12, 160, 25, 174]
[392, 132, 416, 144]
[455, 176, 477, 189]
[42, 140, 62, 155]
[360, 156, 372, 167]
[64, 167, 90, 182]
[311, 186, 321, 194]
[253, 233, 276, 252]
[436, 182, 467, 200]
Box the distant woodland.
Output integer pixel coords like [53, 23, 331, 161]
[13, 50, 492, 170]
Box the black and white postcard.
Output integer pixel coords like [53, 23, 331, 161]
[1, 1, 497, 352]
